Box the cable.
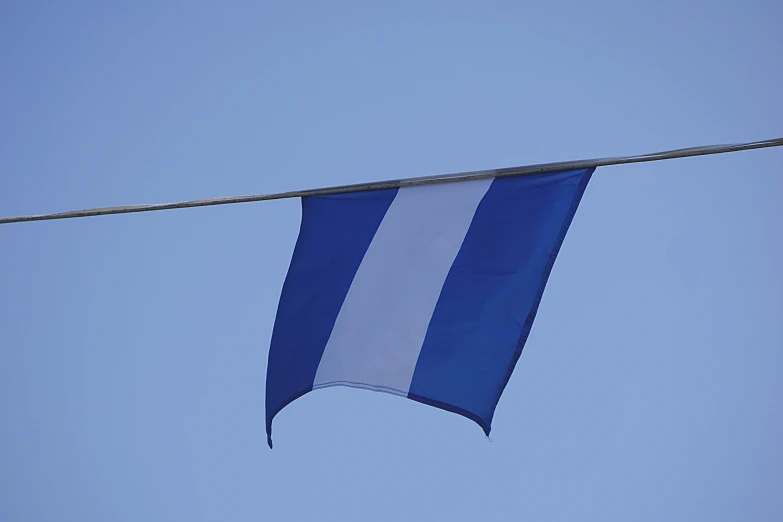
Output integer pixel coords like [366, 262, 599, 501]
[1, 136, 781, 225]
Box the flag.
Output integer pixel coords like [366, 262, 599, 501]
[265, 167, 593, 447]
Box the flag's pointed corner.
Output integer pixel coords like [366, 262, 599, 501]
[407, 392, 493, 438]
[266, 417, 274, 449]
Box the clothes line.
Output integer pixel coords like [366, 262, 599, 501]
[2, 136, 782, 226]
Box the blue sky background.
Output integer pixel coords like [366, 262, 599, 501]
[1, 1, 781, 520]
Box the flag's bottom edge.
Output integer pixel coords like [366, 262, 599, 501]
[266, 383, 491, 449]
[312, 380, 409, 397]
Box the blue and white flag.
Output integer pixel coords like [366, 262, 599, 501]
[265, 168, 593, 447]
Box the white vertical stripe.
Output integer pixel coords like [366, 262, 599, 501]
[313, 178, 493, 395]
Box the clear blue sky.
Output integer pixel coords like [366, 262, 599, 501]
[1, 1, 781, 520]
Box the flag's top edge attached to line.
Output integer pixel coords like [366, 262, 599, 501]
[1, 136, 781, 225]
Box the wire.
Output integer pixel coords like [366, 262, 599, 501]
[2, 136, 781, 225]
